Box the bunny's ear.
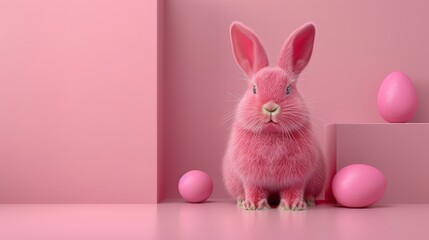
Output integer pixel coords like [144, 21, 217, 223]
[278, 23, 315, 77]
[230, 22, 269, 77]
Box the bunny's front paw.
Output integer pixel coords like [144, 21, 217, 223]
[241, 199, 270, 210]
[279, 199, 307, 211]
[279, 187, 307, 211]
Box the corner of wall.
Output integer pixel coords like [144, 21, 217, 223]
[323, 123, 337, 203]
[157, 0, 165, 203]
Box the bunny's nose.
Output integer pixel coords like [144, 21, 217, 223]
[262, 102, 280, 115]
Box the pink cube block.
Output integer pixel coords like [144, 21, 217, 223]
[336, 123, 429, 204]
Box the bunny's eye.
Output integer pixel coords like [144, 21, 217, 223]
[253, 85, 257, 94]
[286, 85, 292, 95]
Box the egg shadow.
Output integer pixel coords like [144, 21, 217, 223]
[334, 204, 392, 210]
[410, 79, 429, 123]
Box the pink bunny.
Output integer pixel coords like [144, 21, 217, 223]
[222, 22, 326, 210]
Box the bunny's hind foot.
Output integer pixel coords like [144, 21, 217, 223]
[305, 196, 315, 207]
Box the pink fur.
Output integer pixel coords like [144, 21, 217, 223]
[223, 22, 326, 211]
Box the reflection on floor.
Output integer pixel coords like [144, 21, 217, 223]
[0, 201, 427, 240]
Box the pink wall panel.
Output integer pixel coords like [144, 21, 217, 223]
[1, 0, 428, 203]
[162, 0, 429, 200]
[0, 0, 159, 203]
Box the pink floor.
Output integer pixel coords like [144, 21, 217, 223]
[1, 202, 428, 240]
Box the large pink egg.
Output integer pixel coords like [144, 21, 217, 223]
[332, 164, 387, 208]
[377, 71, 418, 123]
[178, 170, 213, 203]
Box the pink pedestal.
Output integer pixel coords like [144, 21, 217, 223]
[336, 123, 429, 204]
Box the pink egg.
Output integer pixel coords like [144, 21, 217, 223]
[178, 170, 213, 203]
[332, 164, 387, 208]
[377, 71, 418, 123]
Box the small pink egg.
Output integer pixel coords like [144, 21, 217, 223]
[332, 164, 387, 208]
[377, 71, 418, 123]
[178, 170, 213, 203]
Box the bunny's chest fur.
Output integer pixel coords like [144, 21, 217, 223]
[231, 127, 316, 186]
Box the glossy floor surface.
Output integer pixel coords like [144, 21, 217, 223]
[1, 202, 428, 240]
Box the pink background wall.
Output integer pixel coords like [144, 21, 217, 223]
[1, 0, 429, 203]
[162, 0, 429, 200]
[0, 0, 159, 203]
